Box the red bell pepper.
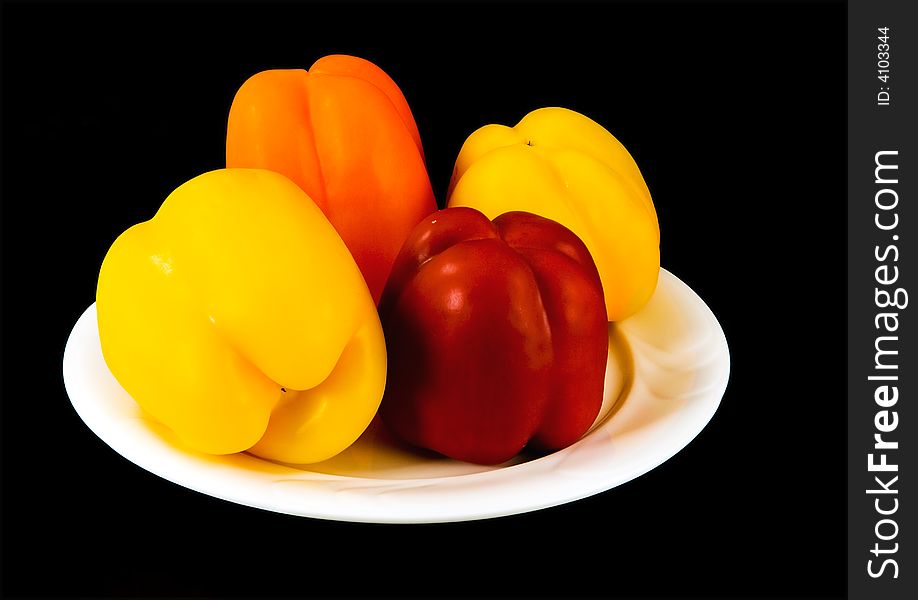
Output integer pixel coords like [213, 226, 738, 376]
[379, 207, 608, 465]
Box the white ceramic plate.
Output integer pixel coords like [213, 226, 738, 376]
[63, 268, 729, 523]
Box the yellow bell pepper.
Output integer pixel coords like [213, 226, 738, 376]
[447, 107, 660, 321]
[96, 169, 386, 464]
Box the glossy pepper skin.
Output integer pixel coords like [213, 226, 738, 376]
[96, 169, 386, 464]
[447, 107, 660, 321]
[226, 54, 438, 302]
[378, 207, 608, 465]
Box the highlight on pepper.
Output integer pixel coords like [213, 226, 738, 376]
[447, 107, 660, 321]
[226, 54, 438, 303]
[96, 169, 387, 464]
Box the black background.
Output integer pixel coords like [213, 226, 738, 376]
[1, 1, 845, 598]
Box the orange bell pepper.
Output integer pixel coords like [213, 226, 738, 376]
[226, 54, 437, 302]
